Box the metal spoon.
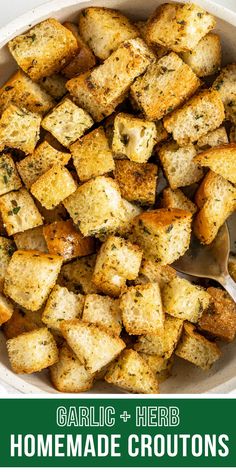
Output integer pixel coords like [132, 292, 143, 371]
[173, 223, 236, 302]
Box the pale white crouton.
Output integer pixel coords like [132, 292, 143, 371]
[14, 226, 48, 253]
[195, 143, 236, 184]
[162, 188, 197, 214]
[58, 255, 98, 295]
[213, 64, 236, 124]
[82, 294, 122, 336]
[114, 160, 158, 206]
[181, 33, 221, 77]
[0, 153, 22, 196]
[0, 293, 14, 326]
[42, 285, 84, 332]
[0, 105, 41, 154]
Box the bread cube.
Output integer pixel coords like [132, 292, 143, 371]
[0, 236, 16, 291]
[131, 209, 192, 265]
[146, 3, 216, 53]
[42, 284, 84, 332]
[120, 283, 164, 335]
[0, 293, 14, 326]
[194, 171, 236, 244]
[195, 143, 236, 184]
[158, 141, 203, 189]
[117, 199, 142, 237]
[93, 236, 142, 297]
[14, 226, 47, 253]
[130, 52, 200, 121]
[39, 74, 67, 100]
[0, 153, 22, 196]
[181, 33, 221, 77]
[105, 348, 159, 394]
[63, 176, 124, 237]
[112, 113, 157, 163]
[62, 22, 96, 79]
[137, 259, 176, 289]
[213, 64, 236, 124]
[61, 320, 125, 373]
[4, 250, 63, 310]
[42, 98, 93, 148]
[66, 38, 154, 121]
[175, 322, 221, 370]
[3, 306, 44, 340]
[0, 105, 41, 155]
[50, 343, 94, 393]
[6, 327, 58, 374]
[58, 254, 98, 295]
[0, 188, 43, 236]
[71, 127, 114, 181]
[115, 160, 157, 206]
[162, 188, 197, 214]
[139, 353, 173, 382]
[164, 89, 225, 145]
[8, 18, 78, 81]
[134, 19, 168, 59]
[82, 294, 122, 336]
[0, 70, 55, 115]
[197, 126, 228, 150]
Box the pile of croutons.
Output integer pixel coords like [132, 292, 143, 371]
[0, 2, 236, 394]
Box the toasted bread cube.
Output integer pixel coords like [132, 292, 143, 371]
[181, 33, 221, 77]
[67, 38, 154, 122]
[4, 250, 63, 310]
[131, 209, 192, 265]
[193, 171, 236, 244]
[175, 322, 221, 370]
[31, 164, 77, 210]
[63, 176, 124, 237]
[117, 199, 142, 237]
[130, 52, 200, 121]
[0, 105, 41, 155]
[8, 19, 78, 81]
[3, 306, 44, 340]
[62, 22, 96, 79]
[162, 188, 197, 214]
[6, 327, 58, 374]
[58, 254, 98, 295]
[162, 277, 211, 323]
[78, 7, 138, 60]
[0, 188, 43, 236]
[197, 126, 228, 150]
[198, 287, 236, 342]
[0, 237, 16, 291]
[0, 70, 55, 115]
[146, 3, 216, 53]
[39, 74, 67, 100]
[137, 259, 176, 289]
[115, 160, 158, 206]
[139, 353, 173, 382]
[43, 220, 95, 261]
[42, 98, 93, 148]
[112, 113, 157, 163]
[213, 64, 236, 124]
[105, 348, 159, 393]
[0, 153, 22, 196]
[164, 89, 225, 145]
[120, 283, 164, 335]
[134, 19, 168, 59]
[61, 320, 125, 373]
[93, 236, 142, 297]
[82, 294, 122, 336]
[158, 141, 203, 189]
[195, 143, 236, 184]
[14, 226, 48, 253]
[42, 284, 84, 332]
[50, 343, 94, 393]
[71, 127, 114, 181]
[0, 293, 14, 326]
[16, 141, 70, 189]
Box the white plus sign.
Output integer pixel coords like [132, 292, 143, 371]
[120, 411, 131, 422]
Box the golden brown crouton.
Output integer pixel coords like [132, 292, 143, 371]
[0, 154, 22, 196]
[58, 254, 98, 295]
[139, 353, 173, 382]
[62, 22, 96, 79]
[82, 294, 122, 336]
[2, 306, 44, 340]
[134, 19, 168, 59]
[137, 259, 176, 289]
[114, 160, 158, 206]
[197, 126, 228, 150]
[213, 64, 236, 124]
[162, 188, 197, 214]
[194, 143, 236, 184]
[14, 226, 48, 253]
[181, 33, 221, 77]
[0, 237, 15, 291]
[38, 74, 67, 100]
[0, 293, 14, 326]
[117, 199, 142, 237]
[0, 105, 41, 155]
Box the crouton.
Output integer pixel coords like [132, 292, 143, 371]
[41, 98, 94, 148]
[105, 348, 159, 393]
[63, 176, 124, 238]
[0, 105, 41, 155]
[0, 293, 14, 326]
[117, 199, 142, 237]
[59, 256, 97, 297]
[2, 306, 44, 340]
[164, 89, 225, 145]
[39, 74, 67, 100]
[175, 321, 221, 370]
[193, 171, 236, 244]
[112, 113, 157, 163]
[120, 283, 164, 335]
[0, 188, 43, 236]
[78, 7, 139, 60]
[194, 143, 236, 184]
[213, 64, 236, 124]
[43, 220, 94, 261]
[130, 52, 200, 121]
[66, 38, 154, 121]
[162, 277, 211, 323]
[162, 188, 197, 214]
[114, 160, 158, 206]
[50, 343, 94, 393]
[4, 250, 63, 310]
[14, 226, 48, 253]
[0, 237, 15, 291]
[0, 70, 55, 115]
[131, 209, 192, 265]
[16, 141, 70, 189]
[137, 259, 176, 289]
[62, 22, 96, 79]
[42, 284, 84, 332]
[31, 164, 77, 210]
[36, 202, 68, 225]
[197, 126, 228, 150]
[0, 153, 21, 196]
[93, 236, 142, 297]
[71, 127, 114, 181]
[61, 320, 125, 373]
[158, 141, 203, 189]
[139, 353, 173, 382]
[146, 3, 216, 53]
[6, 327, 58, 374]
[181, 33, 221, 77]
[8, 18, 78, 81]
[82, 294, 122, 336]
[134, 19, 168, 59]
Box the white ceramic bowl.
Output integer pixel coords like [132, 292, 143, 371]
[0, 0, 236, 394]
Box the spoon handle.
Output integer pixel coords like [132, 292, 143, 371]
[219, 274, 236, 303]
